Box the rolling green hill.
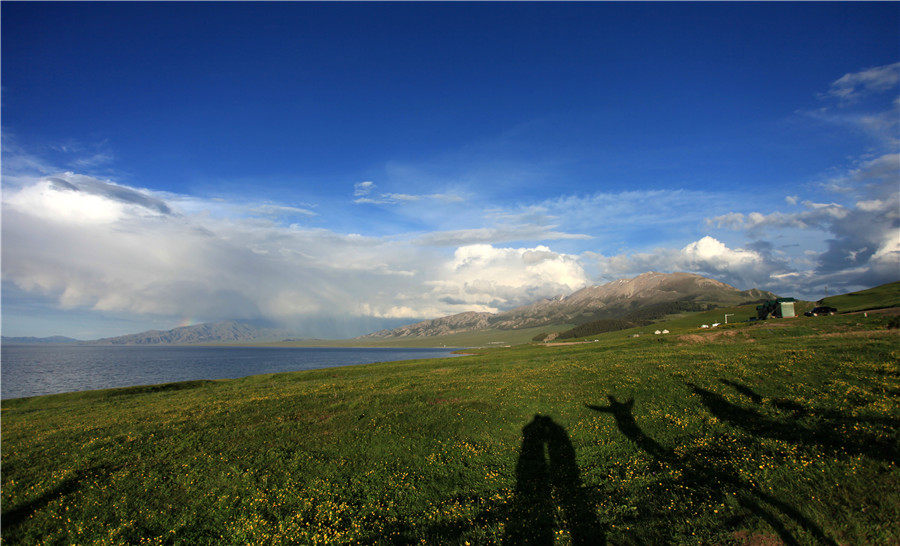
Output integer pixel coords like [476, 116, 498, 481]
[820, 280, 900, 313]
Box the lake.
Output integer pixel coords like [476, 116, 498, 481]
[0, 345, 460, 400]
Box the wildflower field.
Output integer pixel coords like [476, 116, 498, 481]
[2, 310, 898, 544]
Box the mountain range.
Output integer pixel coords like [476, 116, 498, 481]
[1, 335, 83, 344]
[361, 272, 775, 338]
[3, 272, 777, 345]
[86, 320, 292, 345]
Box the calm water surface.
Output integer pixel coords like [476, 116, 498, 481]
[1, 345, 460, 399]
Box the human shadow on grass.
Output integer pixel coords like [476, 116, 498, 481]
[720, 378, 900, 428]
[504, 414, 604, 545]
[359, 415, 603, 545]
[2, 464, 116, 534]
[587, 396, 837, 546]
[692, 381, 899, 465]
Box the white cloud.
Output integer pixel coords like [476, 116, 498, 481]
[6, 175, 171, 224]
[353, 180, 375, 196]
[382, 192, 420, 202]
[2, 175, 595, 335]
[354, 192, 465, 205]
[413, 225, 591, 247]
[822, 153, 899, 197]
[250, 203, 317, 217]
[705, 150, 899, 296]
[429, 193, 466, 204]
[807, 63, 900, 148]
[7, 180, 125, 225]
[680, 237, 760, 269]
[2, 177, 402, 328]
[698, 65, 900, 297]
[826, 62, 900, 101]
[427, 244, 590, 311]
[595, 236, 788, 291]
[351, 181, 464, 205]
[708, 202, 849, 232]
[505, 189, 765, 243]
[72, 152, 114, 169]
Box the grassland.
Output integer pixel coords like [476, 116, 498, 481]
[2, 311, 898, 544]
[820, 281, 900, 313]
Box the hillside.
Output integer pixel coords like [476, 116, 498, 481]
[820, 280, 900, 312]
[262, 325, 572, 349]
[363, 272, 775, 339]
[363, 311, 495, 338]
[89, 320, 291, 345]
[3, 306, 897, 544]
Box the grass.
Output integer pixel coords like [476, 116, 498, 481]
[544, 301, 811, 343]
[2, 312, 898, 544]
[820, 281, 900, 313]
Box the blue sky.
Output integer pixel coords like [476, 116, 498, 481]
[2, 3, 898, 338]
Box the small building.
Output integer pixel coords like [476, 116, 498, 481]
[654, 330, 662, 335]
[780, 301, 796, 318]
[701, 324, 709, 329]
[662, 329, 669, 334]
[757, 298, 798, 319]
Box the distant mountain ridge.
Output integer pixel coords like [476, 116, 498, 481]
[361, 272, 776, 338]
[89, 320, 291, 345]
[1, 335, 82, 344]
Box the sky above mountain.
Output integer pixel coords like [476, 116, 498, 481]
[2, 3, 898, 338]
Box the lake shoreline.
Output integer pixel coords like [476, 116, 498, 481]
[1, 345, 461, 400]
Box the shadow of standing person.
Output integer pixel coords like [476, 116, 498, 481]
[506, 415, 604, 545]
[506, 415, 555, 545]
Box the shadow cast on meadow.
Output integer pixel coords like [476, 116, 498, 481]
[504, 414, 604, 545]
[587, 394, 838, 545]
[692, 380, 899, 465]
[10, 383, 871, 544]
[363, 384, 859, 544]
[2, 464, 118, 532]
[358, 414, 605, 545]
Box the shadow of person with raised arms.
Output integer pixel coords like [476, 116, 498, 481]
[689, 382, 899, 465]
[587, 395, 836, 545]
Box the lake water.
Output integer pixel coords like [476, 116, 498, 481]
[0, 345, 460, 400]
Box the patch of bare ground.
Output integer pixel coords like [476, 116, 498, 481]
[846, 306, 900, 316]
[732, 530, 785, 546]
[755, 320, 794, 328]
[678, 329, 752, 344]
[815, 329, 899, 338]
[295, 411, 335, 429]
[428, 397, 462, 405]
[680, 325, 897, 344]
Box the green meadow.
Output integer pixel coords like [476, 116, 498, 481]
[820, 281, 900, 313]
[3, 311, 898, 544]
